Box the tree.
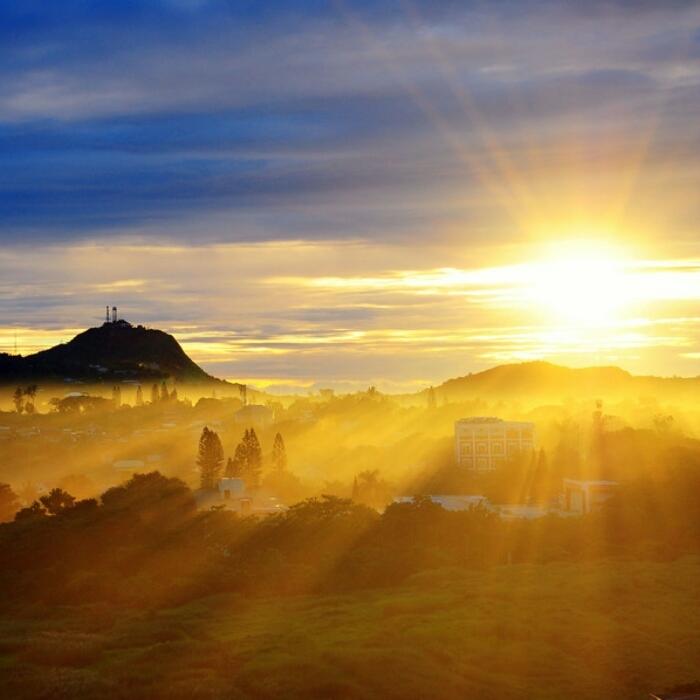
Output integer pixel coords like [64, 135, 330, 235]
[112, 385, 121, 408]
[243, 428, 262, 489]
[13, 387, 24, 414]
[0, 484, 20, 522]
[150, 384, 159, 404]
[101, 471, 195, 521]
[427, 386, 436, 410]
[197, 427, 224, 490]
[170, 387, 178, 402]
[135, 385, 144, 406]
[160, 381, 169, 402]
[39, 488, 76, 516]
[14, 501, 47, 521]
[352, 470, 392, 510]
[24, 385, 38, 414]
[50, 395, 110, 414]
[271, 432, 287, 472]
[226, 442, 247, 478]
[229, 429, 263, 489]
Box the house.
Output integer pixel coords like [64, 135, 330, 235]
[455, 417, 535, 471]
[196, 477, 286, 516]
[497, 504, 549, 520]
[561, 479, 618, 515]
[218, 477, 246, 500]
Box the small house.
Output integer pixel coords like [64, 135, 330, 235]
[562, 479, 618, 515]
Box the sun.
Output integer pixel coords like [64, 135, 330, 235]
[526, 239, 632, 326]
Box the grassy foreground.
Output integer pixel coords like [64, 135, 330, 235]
[1, 557, 699, 699]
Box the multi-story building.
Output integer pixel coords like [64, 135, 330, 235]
[455, 417, 535, 471]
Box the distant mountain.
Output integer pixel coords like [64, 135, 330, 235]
[0, 320, 229, 386]
[435, 360, 700, 401]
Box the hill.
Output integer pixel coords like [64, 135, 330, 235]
[435, 360, 700, 402]
[0, 320, 227, 385]
[1, 558, 698, 699]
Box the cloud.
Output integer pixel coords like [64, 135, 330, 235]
[1, 1, 700, 243]
[3, 241, 700, 385]
[3, 1, 700, 384]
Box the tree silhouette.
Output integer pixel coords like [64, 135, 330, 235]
[0, 484, 20, 522]
[135, 385, 143, 406]
[160, 381, 169, 402]
[197, 427, 224, 490]
[226, 442, 247, 478]
[229, 429, 263, 489]
[14, 501, 47, 521]
[243, 428, 262, 489]
[39, 488, 75, 516]
[353, 470, 392, 510]
[271, 432, 287, 472]
[150, 384, 159, 404]
[24, 385, 38, 414]
[12, 387, 23, 414]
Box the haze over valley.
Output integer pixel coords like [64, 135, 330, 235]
[3, 2, 700, 699]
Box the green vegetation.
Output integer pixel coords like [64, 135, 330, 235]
[0, 558, 698, 699]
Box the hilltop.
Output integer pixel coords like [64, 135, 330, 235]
[0, 319, 228, 386]
[434, 360, 700, 401]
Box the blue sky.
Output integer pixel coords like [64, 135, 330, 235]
[3, 1, 700, 388]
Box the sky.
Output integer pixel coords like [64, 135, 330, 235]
[2, 0, 700, 391]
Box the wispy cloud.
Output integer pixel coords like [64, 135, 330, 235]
[3, 241, 700, 387]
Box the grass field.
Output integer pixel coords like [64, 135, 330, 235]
[1, 557, 699, 699]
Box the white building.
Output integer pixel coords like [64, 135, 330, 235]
[455, 417, 535, 471]
[561, 479, 618, 515]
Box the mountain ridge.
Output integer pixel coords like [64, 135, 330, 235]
[434, 360, 700, 401]
[0, 320, 229, 386]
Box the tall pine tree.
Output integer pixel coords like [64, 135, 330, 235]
[271, 432, 287, 472]
[227, 440, 248, 478]
[197, 426, 224, 490]
[229, 429, 263, 489]
[243, 428, 262, 489]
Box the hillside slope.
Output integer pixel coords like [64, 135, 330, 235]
[436, 360, 700, 401]
[0, 320, 226, 385]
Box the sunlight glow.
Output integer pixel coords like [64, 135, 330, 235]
[526, 239, 632, 326]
